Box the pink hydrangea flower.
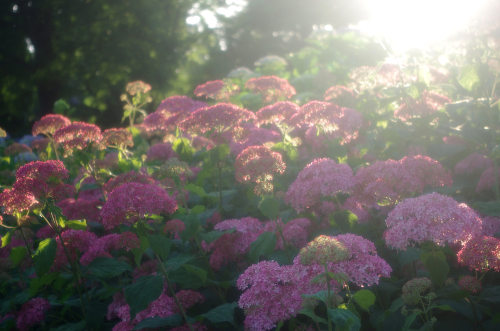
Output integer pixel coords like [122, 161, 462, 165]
[237, 261, 323, 331]
[146, 142, 177, 162]
[103, 170, 156, 196]
[229, 125, 281, 156]
[454, 153, 493, 176]
[58, 197, 102, 223]
[103, 128, 134, 148]
[235, 145, 286, 195]
[79, 232, 140, 265]
[255, 101, 300, 126]
[53, 229, 98, 269]
[457, 235, 500, 272]
[100, 182, 177, 230]
[476, 167, 500, 192]
[323, 85, 357, 107]
[53, 121, 103, 154]
[263, 218, 311, 249]
[245, 76, 296, 103]
[16, 297, 50, 331]
[32, 114, 71, 137]
[164, 219, 185, 239]
[458, 275, 482, 294]
[285, 158, 354, 213]
[155, 95, 207, 114]
[384, 193, 482, 250]
[481, 216, 500, 236]
[194, 79, 239, 101]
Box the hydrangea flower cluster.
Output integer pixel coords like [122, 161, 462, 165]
[229, 125, 281, 156]
[245, 76, 296, 103]
[103, 170, 156, 196]
[285, 158, 354, 213]
[32, 114, 71, 137]
[58, 197, 102, 224]
[263, 218, 311, 250]
[179, 103, 257, 139]
[102, 128, 134, 148]
[194, 79, 239, 101]
[53, 229, 98, 269]
[401, 277, 433, 305]
[0, 160, 70, 214]
[16, 297, 50, 331]
[234, 145, 286, 195]
[454, 152, 493, 176]
[255, 101, 299, 126]
[457, 235, 500, 272]
[146, 142, 177, 162]
[384, 193, 482, 250]
[53, 121, 103, 154]
[100, 182, 177, 230]
[79, 232, 140, 265]
[323, 85, 357, 107]
[458, 275, 482, 294]
[476, 167, 500, 192]
[394, 91, 450, 121]
[125, 80, 151, 95]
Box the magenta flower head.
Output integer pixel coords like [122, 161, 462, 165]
[384, 193, 482, 250]
[155, 95, 207, 115]
[179, 103, 256, 137]
[102, 128, 133, 148]
[457, 235, 500, 272]
[53, 121, 103, 155]
[235, 145, 286, 195]
[454, 152, 493, 176]
[0, 160, 70, 214]
[16, 297, 50, 331]
[256, 101, 299, 126]
[285, 158, 354, 213]
[245, 75, 296, 103]
[32, 114, 71, 137]
[100, 182, 178, 230]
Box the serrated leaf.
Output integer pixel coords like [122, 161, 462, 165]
[164, 254, 193, 272]
[201, 302, 237, 325]
[133, 315, 182, 330]
[125, 275, 163, 318]
[327, 308, 361, 331]
[147, 234, 171, 260]
[248, 232, 276, 262]
[353, 289, 376, 312]
[88, 257, 132, 278]
[33, 238, 56, 276]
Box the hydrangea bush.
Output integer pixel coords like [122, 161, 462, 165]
[1, 29, 500, 331]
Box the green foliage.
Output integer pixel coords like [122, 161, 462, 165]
[87, 258, 132, 279]
[124, 275, 164, 318]
[33, 238, 57, 276]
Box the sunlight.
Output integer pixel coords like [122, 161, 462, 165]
[358, 0, 491, 52]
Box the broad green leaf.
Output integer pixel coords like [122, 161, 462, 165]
[248, 232, 276, 262]
[184, 184, 207, 198]
[299, 306, 328, 325]
[172, 137, 195, 161]
[471, 201, 500, 217]
[182, 264, 207, 284]
[327, 308, 361, 331]
[51, 321, 86, 331]
[353, 289, 376, 312]
[32, 238, 57, 276]
[147, 234, 172, 260]
[397, 247, 421, 266]
[201, 302, 237, 325]
[164, 254, 193, 272]
[10, 246, 28, 267]
[421, 250, 449, 287]
[402, 312, 419, 330]
[458, 65, 480, 92]
[64, 220, 88, 230]
[258, 196, 280, 220]
[125, 275, 163, 318]
[88, 257, 132, 278]
[1, 230, 12, 248]
[133, 315, 182, 330]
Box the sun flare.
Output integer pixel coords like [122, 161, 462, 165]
[359, 0, 491, 52]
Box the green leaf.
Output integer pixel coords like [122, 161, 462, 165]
[2, 230, 12, 248]
[147, 234, 172, 260]
[164, 254, 193, 272]
[201, 302, 237, 325]
[299, 306, 328, 325]
[303, 290, 329, 305]
[471, 201, 500, 217]
[458, 65, 480, 92]
[133, 315, 182, 330]
[10, 246, 28, 267]
[397, 247, 421, 266]
[327, 308, 361, 331]
[421, 250, 449, 287]
[64, 219, 88, 230]
[51, 321, 86, 331]
[402, 312, 419, 331]
[32, 238, 57, 276]
[184, 184, 207, 198]
[182, 264, 207, 285]
[258, 196, 280, 220]
[88, 257, 132, 278]
[353, 289, 376, 312]
[124, 275, 163, 318]
[172, 137, 195, 161]
[199, 230, 233, 244]
[248, 232, 276, 262]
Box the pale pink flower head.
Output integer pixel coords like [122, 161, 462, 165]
[4, 142, 32, 156]
[194, 79, 239, 101]
[457, 235, 500, 272]
[298, 234, 351, 265]
[125, 80, 151, 95]
[16, 297, 50, 331]
[235, 145, 286, 195]
[481, 216, 500, 236]
[245, 76, 296, 103]
[324, 85, 357, 107]
[289, 100, 342, 129]
[102, 128, 133, 148]
[455, 153, 493, 176]
[53, 121, 103, 154]
[179, 103, 256, 138]
[401, 277, 432, 305]
[255, 101, 300, 126]
[285, 158, 354, 213]
[384, 193, 482, 250]
[32, 114, 71, 137]
[400, 155, 452, 191]
[229, 125, 281, 156]
[100, 182, 177, 230]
